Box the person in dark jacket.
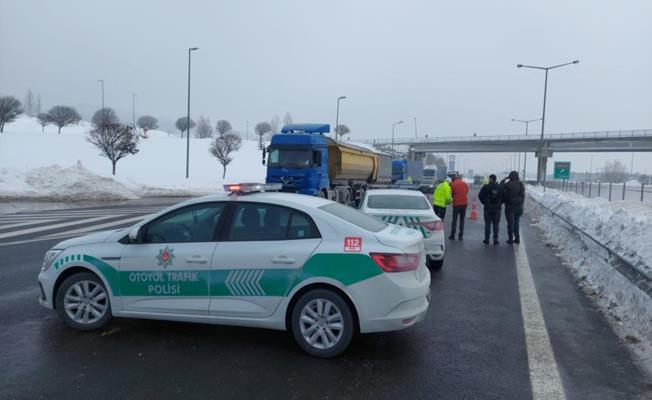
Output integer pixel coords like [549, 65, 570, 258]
[478, 174, 503, 245]
[500, 170, 525, 244]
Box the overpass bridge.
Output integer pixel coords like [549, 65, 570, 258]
[360, 129, 652, 180]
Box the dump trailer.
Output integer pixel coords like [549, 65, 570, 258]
[391, 159, 424, 183]
[263, 124, 391, 204]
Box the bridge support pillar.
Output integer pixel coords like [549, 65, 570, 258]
[535, 148, 553, 183]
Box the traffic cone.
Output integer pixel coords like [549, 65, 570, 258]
[469, 199, 479, 220]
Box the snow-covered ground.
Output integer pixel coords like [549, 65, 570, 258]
[526, 186, 652, 374]
[0, 116, 266, 201]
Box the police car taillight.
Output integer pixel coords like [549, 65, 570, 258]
[371, 253, 420, 272]
[422, 221, 444, 231]
[223, 183, 282, 194]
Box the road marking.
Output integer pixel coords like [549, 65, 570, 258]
[40, 214, 148, 239]
[514, 237, 566, 400]
[0, 219, 64, 231]
[0, 215, 127, 240]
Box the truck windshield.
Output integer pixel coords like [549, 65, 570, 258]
[424, 169, 436, 177]
[268, 148, 312, 168]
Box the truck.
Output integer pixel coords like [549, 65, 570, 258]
[263, 124, 392, 204]
[391, 159, 424, 183]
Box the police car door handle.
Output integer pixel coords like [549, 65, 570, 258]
[271, 256, 295, 264]
[186, 256, 209, 264]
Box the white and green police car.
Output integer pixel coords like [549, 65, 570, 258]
[38, 183, 430, 357]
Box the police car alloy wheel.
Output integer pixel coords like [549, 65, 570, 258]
[55, 272, 112, 331]
[291, 289, 354, 358]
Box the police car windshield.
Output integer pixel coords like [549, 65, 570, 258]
[367, 194, 431, 210]
[268, 148, 311, 168]
[320, 203, 387, 232]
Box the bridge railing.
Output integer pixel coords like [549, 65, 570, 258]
[360, 129, 652, 145]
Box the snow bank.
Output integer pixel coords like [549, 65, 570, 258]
[526, 185, 652, 374]
[0, 116, 266, 201]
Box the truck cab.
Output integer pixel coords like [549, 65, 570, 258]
[265, 124, 330, 197]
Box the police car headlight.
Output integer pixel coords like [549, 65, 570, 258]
[41, 250, 63, 271]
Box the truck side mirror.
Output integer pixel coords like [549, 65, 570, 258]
[262, 147, 266, 166]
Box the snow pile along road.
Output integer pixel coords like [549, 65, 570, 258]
[527, 185, 652, 373]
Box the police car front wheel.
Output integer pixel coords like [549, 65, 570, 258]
[55, 272, 112, 331]
[291, 289, 354, 358]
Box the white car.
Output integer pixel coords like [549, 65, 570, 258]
[359, 189, 445, 270]
[38, 183, 430, 358]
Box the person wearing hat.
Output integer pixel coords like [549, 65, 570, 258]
[478, 174, 503, 245]
[501, 170, 525, 244]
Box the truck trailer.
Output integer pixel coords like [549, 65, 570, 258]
[391, 159, 424, 183]
[263, 124, 392, 204]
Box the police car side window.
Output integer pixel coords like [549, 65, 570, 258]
[227, 204, 320, 241]
[143, 203, 224, 243]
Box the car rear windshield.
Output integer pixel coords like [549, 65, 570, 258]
[319, 203, 387, 232]
[367, 194, 431, 210]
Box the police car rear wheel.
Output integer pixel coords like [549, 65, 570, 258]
[291, 289, 353, 358]
[56, 272, 112, 331]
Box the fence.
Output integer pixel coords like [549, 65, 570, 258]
[527, 194, 652, 298]
[542, 180, 652, 203]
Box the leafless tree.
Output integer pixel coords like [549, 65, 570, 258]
[0, 96, 23, 133]
[283, 112, 293, 125]
[24, 89, 34, 116]
[92, 107, 120, 129]
[87, 124, 139, 175]
[216, 119, 232, 136]
[37, 112, 50, 132]
[601, 160, 628, 183]
[175, 116, 195, 138]
[35, 94, 42, 114]
[270, 115, 281, 135]
[45, 105, 80, 134]
[136, 115, 158, 137]
[195, 116, 213, 138]
[209, 133, 242, 178]
[335, 124, 350, 139]
[255, 121, 272, 150]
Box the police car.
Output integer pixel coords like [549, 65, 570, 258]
[38, 183, 430, 357]
[358, 189, 445, 269]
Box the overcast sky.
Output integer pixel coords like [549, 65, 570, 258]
[1, 0, 651, 174]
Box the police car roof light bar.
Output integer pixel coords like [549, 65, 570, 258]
[223, 183, 282, 195]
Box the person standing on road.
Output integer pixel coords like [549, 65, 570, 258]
[478, 174, 503, 245]
[449, 174, 469, 240]
[432, 178, 452, 221]
[501, 171, 525, 244]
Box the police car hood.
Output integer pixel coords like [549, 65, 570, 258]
[54, 229, 124, 249]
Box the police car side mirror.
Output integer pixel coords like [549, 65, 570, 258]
[128, 226, 142, 243]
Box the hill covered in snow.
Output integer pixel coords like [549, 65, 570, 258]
[0, 116, 266, 200]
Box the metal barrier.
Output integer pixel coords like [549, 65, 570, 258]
[543, 180, 651, 203]
[527, 194, 652, 298]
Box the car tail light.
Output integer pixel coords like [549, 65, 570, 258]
[422, 220, 444, 231]
[371, 253, 420, 272]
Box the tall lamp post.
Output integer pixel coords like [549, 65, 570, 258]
[517, 60, 579, 183]
[413, 117, 418, 139]
[132, 93, 136, 131]
[185, 47, 199, 179]
[97, 80, 104, 109]
[391, 120, 403, 154]
[511, 117, 541, 180]
[335, 96, 346, 139]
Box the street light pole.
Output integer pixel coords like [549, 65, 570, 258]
[392, 120, 403, 154]
[517, 60, 579, 183]
[98, 80, 104, 109]
[413, 117, 418, 139]
[335, 96, 346, 140]
[186, 47, 199, 179]
[512, 117, 542, 180]
[132, 93, 136, 131]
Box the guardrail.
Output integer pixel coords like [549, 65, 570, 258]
[527, 193, 652, 298]
[360, 129, 652, 145]
[543, 180, 651, 203]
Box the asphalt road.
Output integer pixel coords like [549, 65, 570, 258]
[0, 196, 650, 400]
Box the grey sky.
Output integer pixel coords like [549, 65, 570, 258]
[1, 0, 651, 174]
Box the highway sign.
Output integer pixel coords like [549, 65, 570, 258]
[554, 161, 571, 179]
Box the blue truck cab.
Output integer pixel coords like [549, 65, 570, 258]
[392, 159, 424, 183]
[264, 124, 330, 197]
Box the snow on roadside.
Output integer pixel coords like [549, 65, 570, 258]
[526, 185, 652, 375]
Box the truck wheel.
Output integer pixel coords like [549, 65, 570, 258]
[343, 190, 351, 205]
[55, 272, 112, 331]
[318, 190, 327, 199]
[291, 289, 354, 358]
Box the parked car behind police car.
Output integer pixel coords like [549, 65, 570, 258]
[38, 183, 430, 357]
[359, 189, 445, 269]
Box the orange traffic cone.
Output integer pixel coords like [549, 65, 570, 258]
[469, 199, 479, 220]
